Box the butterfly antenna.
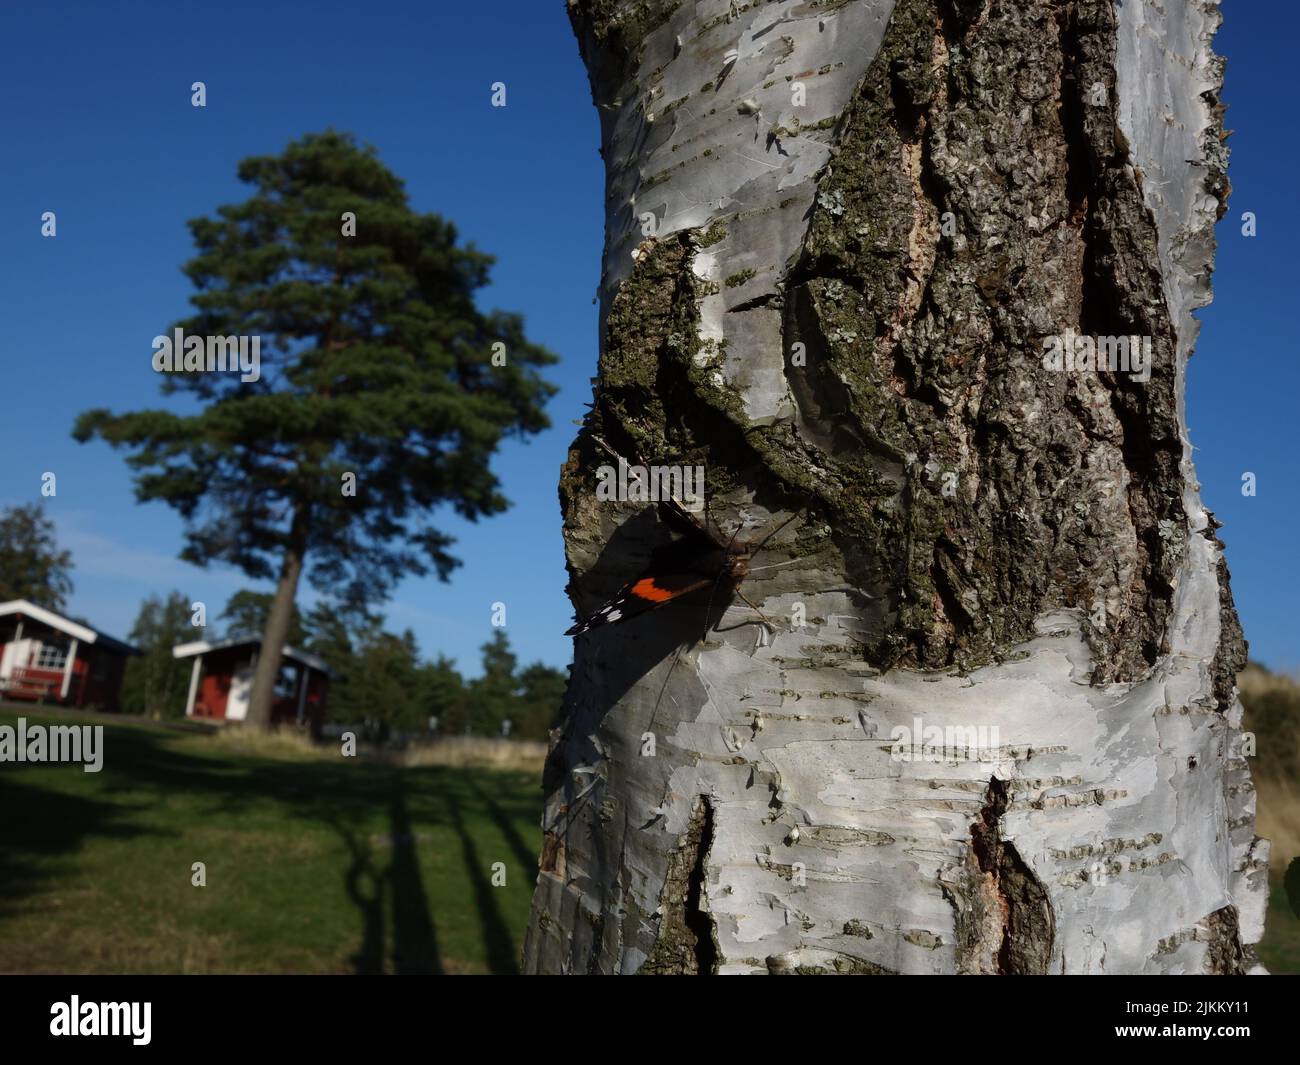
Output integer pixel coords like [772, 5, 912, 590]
[735, 587, 775, 629]
[644, 641, 687, 740]
[747, 555, 807, 575]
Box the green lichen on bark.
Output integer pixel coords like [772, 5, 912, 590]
[568, 0, 681, 110]
[772, 0, 1189, 680]
[698, 218, 729, 247]
[561, 232, 761, 509]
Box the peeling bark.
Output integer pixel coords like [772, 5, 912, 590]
[525, 0, 1267, 975]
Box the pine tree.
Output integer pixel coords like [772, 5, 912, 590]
[0, 503, 73, 611]
[220, 589, 306, 644]
[515, 661, 568, 741]
[357, 628, 426, 739]
[74, 131, 557, 729]
[467, 630, 519, 737]
[420, 654, 466, 735]
[120, 591, 195, 718]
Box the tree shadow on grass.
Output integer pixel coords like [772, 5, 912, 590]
[0, 709, 544, 973]
[445, 786, 519, 975]
[465, 772, 540, 874]
[386, 774, 442, 974]
[0, 771, 150, 924]
[316, 777, 445, 975]
[332, 823, 386, 975]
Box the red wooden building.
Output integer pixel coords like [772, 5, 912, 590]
[172, 637, 331, 730]
[0, 599, 140, 712]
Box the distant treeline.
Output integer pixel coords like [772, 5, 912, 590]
[0, 503, 568, 741]
[123, 590, 568, 742]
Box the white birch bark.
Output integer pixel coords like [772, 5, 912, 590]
[525, 0, 1267, 975]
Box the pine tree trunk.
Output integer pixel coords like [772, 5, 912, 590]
[245, 509, 307, 730]
[525, 0, 1267, 974]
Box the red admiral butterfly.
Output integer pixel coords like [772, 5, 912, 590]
[566, 490, 797, 637]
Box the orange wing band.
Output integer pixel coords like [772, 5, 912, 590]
[630, 577, 680, 603]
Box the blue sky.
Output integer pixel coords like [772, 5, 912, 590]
[0, 0, 1294, 676]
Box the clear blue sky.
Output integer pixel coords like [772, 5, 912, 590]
[0, 1, 1294, 677]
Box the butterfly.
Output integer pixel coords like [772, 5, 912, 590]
[566, 494, 797, 636]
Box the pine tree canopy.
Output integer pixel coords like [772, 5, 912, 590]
[0, 503, 74, 610]
[73, 130, 558, 607]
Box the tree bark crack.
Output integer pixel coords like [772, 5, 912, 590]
[639, 795, 719, 975]
[965, 776, 1055, 974]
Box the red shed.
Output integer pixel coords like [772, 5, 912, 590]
[172, 637, 331, 730]
[0, 599, 140, 712]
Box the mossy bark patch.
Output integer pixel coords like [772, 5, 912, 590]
[769, 0, 1192, 680]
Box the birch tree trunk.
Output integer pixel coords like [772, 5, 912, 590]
[525, 0, 1268, 974]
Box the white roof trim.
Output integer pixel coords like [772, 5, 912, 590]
[172, 637, 331, 675]
[0, 599, 98, 644]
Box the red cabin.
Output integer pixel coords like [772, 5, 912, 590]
[0, 599, 140, 712]
[172, 637, 331, 731]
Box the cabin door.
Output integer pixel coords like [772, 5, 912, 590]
[225, 658, 255, 721]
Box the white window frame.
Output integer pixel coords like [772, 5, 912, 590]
[33, 641, 69, 671]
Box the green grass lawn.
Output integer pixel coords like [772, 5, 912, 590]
[0, 708, 542, 973]
[1259, 879, 1300, 975]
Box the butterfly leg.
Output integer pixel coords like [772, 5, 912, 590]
[735, 588, 777, 632]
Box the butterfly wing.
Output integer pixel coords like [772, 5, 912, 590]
[566, 527, 730, 636]
[656, 495, 717, 541]
[565, 570, 715, 635]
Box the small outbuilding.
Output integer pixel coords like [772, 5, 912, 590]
[0, 599, 140, 712]
[172, 637, 331, 730]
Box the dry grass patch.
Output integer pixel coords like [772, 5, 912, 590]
[399, 736, 547, 772]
